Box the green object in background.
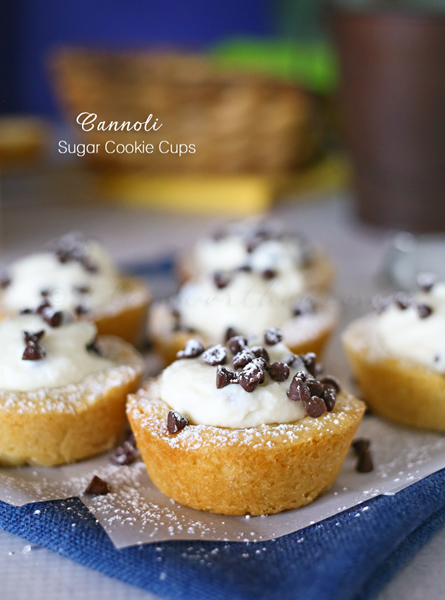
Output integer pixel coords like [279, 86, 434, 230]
[210, 38, 339, 95]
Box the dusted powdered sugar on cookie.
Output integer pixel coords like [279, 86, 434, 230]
[0, 313, 115, 391]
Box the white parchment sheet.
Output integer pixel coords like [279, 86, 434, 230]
[0, 415, 444, 549]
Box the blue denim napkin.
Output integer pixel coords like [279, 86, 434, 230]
[1, 467, 445, 600]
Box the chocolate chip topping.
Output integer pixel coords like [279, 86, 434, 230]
[42, 308, 63, 328]
[202, 344, 227, 366]
[36, 300, 51, 315]
[84, 475, 111, 495]
[22, 330, 46, 361]
[307, 378, 324, 397]
[262, 268, 277, 280]
[227, 335, 247, 354]
[213, 271, 231, 289]
[50, 234, 99, 274]
[75, 304, 88, 316]
[233, 348, 255, 369]
[417, 303, 433, 319]
[292, 296, 316, 317]
[167, 410, 189, 434]
[264, 327, 283, 346]
[300, 352, 317, 376]
[75, 284, 90, 294]
[86, 335, 101, 356]
[40, 289, 51, 298]
[236, 264, 252, 273]
[239, 362, 264, 392]
[394, 292, 411, 310]
[269, 362, 290, 382]
[322, 386, 337, 412]
[319, 375, 341, 393]
[304, 396, 327, 418]
[287, 372, 311, 402]
[176, 339, 204, 359]
[110, 441, 136, 466]
[225, 327, 240, 342]
[250, 346, 270, 363]
[352, 438, 374, 473]
[216, 366, 239, 388]
[0, 276, 11, 290]
[417, 272, 436, 293]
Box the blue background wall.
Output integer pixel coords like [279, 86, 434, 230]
[0, 0, 275, 117]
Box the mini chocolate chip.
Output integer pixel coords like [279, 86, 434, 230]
[216, 366, 239, 388]
[417, 272, 436, 293]
[287, 372, 311, 402]
[75, 305, 88, 316]
[292, 296, 316, 317]
[417, 303, 433, 319]
[81, 258, 98, 273]
[304, 396, 327, 418]
[236, 264, 252, 273]
[225, 327, 240, 342]
[239, 363, 264, 392]
[394, 292, 411, 310]
[86, 336, 101, 355]
[264, 327, 283, 346]
[233, 349, 255, 369]
[202, 344, 227, 366]
[307, 378, 324, 397]
[353, 439, 374, 473]
[262, 268, 277, 280]
[40, 289, 51, 298]
[284, 354, 298, 367]
[300, 352, 317, 376]
[250, 346, 270, 363]
[20, 308, 34, 315]
[213, 271, 231, 289]
[23, 330, 45, 344]
[322, 386, 337, 412]
[227, 335, 247, 354]
[84, 475, 111, 495]
[36, 300, 51, 314]
[177, 339, 204, 359]
[75, 284, 90, 294]
[172, 324, 196, 333]
[42, 308, 63, 328]
[269, 362, 290, 382]
[319, 375, 341, 393]
[0, 276, 11, 289]
[22, 330, 46, 361]
[110, 441, 136, 466]
[167, 410, 189, 434]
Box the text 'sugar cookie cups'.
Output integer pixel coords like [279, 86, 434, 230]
[343, 274, 445, 431]
[128, 329, 364, 516]
[0, 312, 144, 466]
[0, 232, 150, 346]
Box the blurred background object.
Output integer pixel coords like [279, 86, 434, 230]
[332, 1, 445, 232]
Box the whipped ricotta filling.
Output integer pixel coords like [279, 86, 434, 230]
[0, 314, 115, 391]
[159, 342, 307, 428]
[1, 236, 120, 314]
[376, 283, 445, 372]
[177, 272, 294, 343]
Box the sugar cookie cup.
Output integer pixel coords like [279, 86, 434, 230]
[128, 337, 364, 515]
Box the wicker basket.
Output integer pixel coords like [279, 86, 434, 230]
[51, 48, 321, 175]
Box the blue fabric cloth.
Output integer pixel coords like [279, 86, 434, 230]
[1, 468, 445, 600]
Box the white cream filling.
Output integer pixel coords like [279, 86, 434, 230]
[0, 314, 115, 391]
[376, 283, 445, 372]
[178, 272, 294, 344]
[1, 240, 120, 313]
[159, 342, 307, 428]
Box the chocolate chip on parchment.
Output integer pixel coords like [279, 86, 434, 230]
[227, 335, 247, 354]
[216, 366, 239, 389]
[319, 375, 341, 393]
[322, 386, 337, 412]
[417, 303, 433, 319]
[202, 344, 227, 366]
[269, 362, 290, 382]
[352, 438, 374, 473]
[304, 396, 327, 418]
[287, 372, 311, 402]
[417, 272, 436, 293]
[300, 352, 317, 376]
[394, 292, 411, 310]
[239, 362, 264, 393]
[213, 271, 231, 289]
[167, 410, 189, 434]
[262, 268, 277, 280]
[264, 327, 283, 346]
[233, 349, 255, 369]
[176, 339, 204, 359]
[110, 441, 136, 466]
[22, 330, 46, 361]
[84, 475, 111, 495]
